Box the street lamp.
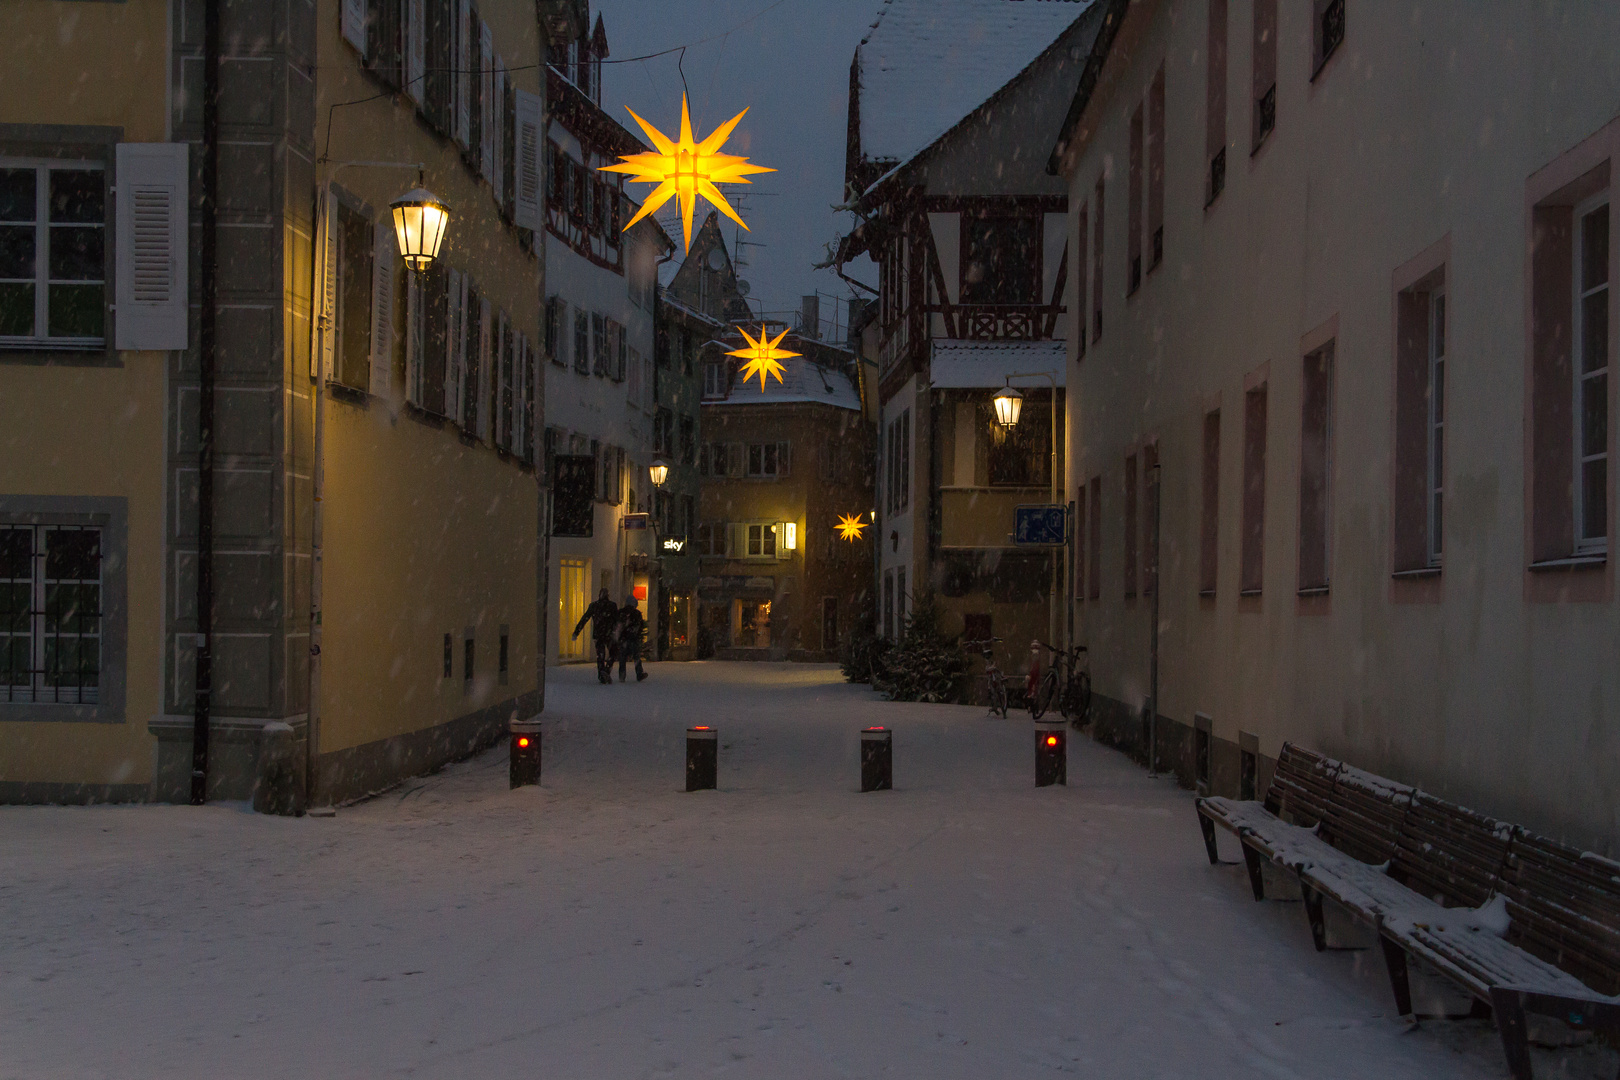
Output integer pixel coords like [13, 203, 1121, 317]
[389, 179, 451, 273]
[649, 459, 670, 487]
[992, 383, 1024, 428]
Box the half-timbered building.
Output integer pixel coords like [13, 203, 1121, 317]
[835, 0, 1104, 674]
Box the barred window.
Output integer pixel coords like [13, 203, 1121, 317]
[1, 525, 101, 704]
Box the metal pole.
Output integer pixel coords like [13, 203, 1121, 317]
[1050, 379, 1059, 650]
[1148, 459, 1161, 776]
[190, 0, 220, 806]
[306, 182, 328, 810]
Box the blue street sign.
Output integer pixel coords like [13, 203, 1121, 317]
[1015, 504, 1067, 545]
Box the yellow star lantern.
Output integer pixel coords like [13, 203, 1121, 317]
[601, 94, 775, 253]
[836, 513, 868, 542]
[727, 326, 799, 392]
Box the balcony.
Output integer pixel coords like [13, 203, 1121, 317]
[926, 304, 1064, 341]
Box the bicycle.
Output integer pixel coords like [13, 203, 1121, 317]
[1029, 641, 1091, 725]
[963, 637, 1009, 718]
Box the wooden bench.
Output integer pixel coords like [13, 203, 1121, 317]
[1196, 743, 1620, 1080]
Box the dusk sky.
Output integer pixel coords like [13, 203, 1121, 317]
[594, 0, 883, 335]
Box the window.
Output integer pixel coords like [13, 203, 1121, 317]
[463, 630, 475, 686]
[702, 442, 731, 478]
[1, 525, 100, 704]
[1074, 494, 1086, 601]
[1200, 409, 1221, 595]
[1128, 104, 1143, 295]
[1396, 271, 1446, 572]
[627, 339, 642, 403]
[1576, 199, 1609, 554]
[591, 313, 607, 377]
[1092, 177, 1105, 341]
[1298, 344, 1334, 593]
[443, 632, 453, 679]
[1252, 0, 1277, 153]
[818, 438, 839, 483]
[697, 523, 724, 557]
[1088, 476, 1101, 601]
[1076, 205, 1089, 359]
[1148, 65, 1165, 270]
[1241, 383, 1268, 595]
[679, 416, 695, 465]
[960, 215, 1040, 305]
[886, 410, 911, 509]
[573, 307, 589, 374]
[681, 495, 695, 540]
[1124, 453, 1138, 598]
[1144, 442, 1159, 597]
[545, 296, 565, 366]
[498, 625, 509, 686]
[746, 523, 777, 558]
[654, 408, 674, 457]
[551, 455, 595, 537]
[0, 162, 105, 347]
[332, 200, 378, 393]
[1206, 0, 1228, 206]
[1313, 0, 1345, 77]
[747, 442, 791, 479]
[1429, 294, 1446, 565]
[988, 401, 1050, 487]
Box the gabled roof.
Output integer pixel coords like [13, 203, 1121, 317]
[1046, 0, 1132, 175]
[665, 212, 753, 323]
[849, 0, 1095, 191]
[706, 355, 862, 412]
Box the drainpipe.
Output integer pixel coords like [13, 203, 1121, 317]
[1148, 458, 1161, 776]
[190, 0, 220, 806]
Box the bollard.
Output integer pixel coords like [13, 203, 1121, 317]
[510, 719, 542, 789]
[1035, 718, 1067, 787]
[860, 726, 893, 792]
[686, 726, 717, 791]
[253, 720, 305, 815]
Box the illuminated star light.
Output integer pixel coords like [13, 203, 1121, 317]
[727, 326, 800, 392]
[836, 513, 868, 542]
[600, 94, 775, 253]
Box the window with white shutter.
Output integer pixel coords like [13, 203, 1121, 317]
[341, 0, 366, 53]
[111, 143, 187, 351]
[445, 268, 464, 422]
[476, 294, 492, 440]
[405, 270, 424, 406]
[314, 195, 336, 379]
[404, 0, 426, 103]
[369, 223, 394, 397]
[494, 66, 509, 209]
[514, 89, 541, 231]
[456, 0, 473, 149]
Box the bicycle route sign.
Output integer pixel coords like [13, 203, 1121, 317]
[1014, 504, 1067, 545]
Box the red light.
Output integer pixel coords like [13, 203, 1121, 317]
[1045, 735, 1059, 747]
[693, 726, 710, 730]
[516, 737, 530, 748]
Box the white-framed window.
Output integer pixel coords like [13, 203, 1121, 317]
[1575, 195, 1609, 554]
[0, 161, 105, 349]
[1427, 290, 1446, 566]
[746, 441, 791, 479]
[746, 522, 777, 558]
[1, 524, 101, 704]
[704, 360, 726, 399]
[696, 523, 724, 557]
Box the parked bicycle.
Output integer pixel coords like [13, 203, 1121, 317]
[1029, 641, 1091, 725]
[963, 637, 1009, 718]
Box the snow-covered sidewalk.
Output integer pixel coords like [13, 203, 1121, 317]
[3, 662, 1612, 1078]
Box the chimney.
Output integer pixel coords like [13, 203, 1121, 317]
[800, 295, 820, 340]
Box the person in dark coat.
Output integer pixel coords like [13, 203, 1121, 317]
[572, 588, 619, 684]
[616, 595, 648, 683]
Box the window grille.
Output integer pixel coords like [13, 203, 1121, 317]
[0, 525, 102, 704]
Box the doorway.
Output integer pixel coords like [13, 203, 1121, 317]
[822, 597, 838, 652]
[559, 558, 589, 661]
[735, 599, 772, 648]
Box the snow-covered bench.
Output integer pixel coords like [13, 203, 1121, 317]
[1196, 743, 1620, 1080]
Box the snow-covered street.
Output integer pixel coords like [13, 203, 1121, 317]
[2, 662, 1612, 1079]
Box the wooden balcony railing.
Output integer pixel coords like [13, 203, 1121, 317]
[924, 303, 1065, 341]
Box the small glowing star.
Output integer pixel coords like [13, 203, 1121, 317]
[600, 94, 775, 252]
[727, 326, 799, 391]
[836, 513, 869, 542]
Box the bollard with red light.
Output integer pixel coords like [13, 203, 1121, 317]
[510, 719, 542, 788]
[1035, 718, 1066, 787]
[860, 726, 893, 792]
[686, 726, 717, 791]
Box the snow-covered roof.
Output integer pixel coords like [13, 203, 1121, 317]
[856, 0, 1094, 167]
[930, 339, 1067, 389]
[710, 357, 862, 411]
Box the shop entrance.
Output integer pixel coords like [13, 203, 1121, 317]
[734, 599, 772, 649]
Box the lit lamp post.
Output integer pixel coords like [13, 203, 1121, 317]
[648, 459, 670, 488]
[307, 163, 449, 812]
[993, 372, 1062, 650]
[647, 459, 670, 659]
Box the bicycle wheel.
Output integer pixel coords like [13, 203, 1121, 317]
[1031, 669, 1056, 719]
[989, 675, 1008, 718]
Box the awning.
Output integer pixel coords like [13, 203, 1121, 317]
[929, 339, 1068, 389]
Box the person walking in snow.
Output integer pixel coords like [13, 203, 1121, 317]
[572, 587, 619, 684]
[615, 595, 648, 683]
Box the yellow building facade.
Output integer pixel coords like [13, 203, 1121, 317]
[1, 0, 584, 806]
